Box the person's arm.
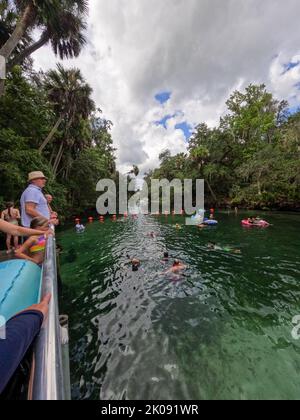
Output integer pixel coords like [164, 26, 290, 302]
[0, 219, 53, 237]
[15, 237, 38, 264]
[1, 211, 5, 220]
[0, 294, 51, 395]
[15, 209, 21, 220]
[25, 202, 46, 220]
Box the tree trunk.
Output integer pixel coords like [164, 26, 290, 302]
[0, 4, 35, 59]
[7, 31, 50, 72]
[0, 3, 36, 96]
[53, 142, 64, 177]
[39, 114, 64, 153]
[0, 80, 5, 97]
[206, 179, 218, 204]
[257, 170, 263, 196]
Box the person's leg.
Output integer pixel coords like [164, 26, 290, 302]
[6, 235, 12, 252]
[13, 235, 19, 250]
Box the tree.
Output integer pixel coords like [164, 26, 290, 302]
[39, 63, 95, 159]
[0, 0, 88, 94]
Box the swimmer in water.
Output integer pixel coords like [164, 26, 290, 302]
[175, 223, 182, 230]
[166, 259, 187, 274]
[162, 251, 169, 263]
[207, 242, 241, 254]
[147, 232, 156, 238]
[129, 258, 141, 272]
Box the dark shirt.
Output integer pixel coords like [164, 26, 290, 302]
[0, 310, 44, 394]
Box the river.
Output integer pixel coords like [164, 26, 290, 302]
[58, 211, 300, 400]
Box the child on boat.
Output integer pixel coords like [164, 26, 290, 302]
[15, 217, 49, 266]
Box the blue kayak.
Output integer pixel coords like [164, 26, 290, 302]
[0, 260, 42, 327]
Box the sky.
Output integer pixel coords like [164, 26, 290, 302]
[32, 0, 300, 175]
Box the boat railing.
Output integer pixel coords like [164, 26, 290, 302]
[29, 230, 67, 400]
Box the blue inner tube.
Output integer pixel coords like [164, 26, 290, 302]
[0, 260, 42, 327]
[203, 218, 218, 226]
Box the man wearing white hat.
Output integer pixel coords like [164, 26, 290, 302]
[20, 171, 50, 227]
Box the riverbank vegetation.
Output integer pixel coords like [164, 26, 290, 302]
[145, 84, 300, 210]
[0, 0, 116, 220]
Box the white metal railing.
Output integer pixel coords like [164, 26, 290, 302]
[29, 232, 65, 400]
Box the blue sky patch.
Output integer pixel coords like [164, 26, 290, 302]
[155, 114, 175, 129]
[155, 91, 172, 104]
[282, 61, 300, 75]
[288, 105, 300, 115]
[294, 81, 300, 90]
[175, 122, 193, 140]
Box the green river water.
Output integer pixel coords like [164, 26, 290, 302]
[58, 212, 300, 400]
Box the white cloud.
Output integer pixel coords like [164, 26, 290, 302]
[32, 0, 300, 174]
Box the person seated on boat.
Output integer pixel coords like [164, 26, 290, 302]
[15, 217, 49, 266]
[0, 293, 51, 395]
[166, 259, 187, 274]
[248, 217, 255, 224]
[75, 223, 85, 233]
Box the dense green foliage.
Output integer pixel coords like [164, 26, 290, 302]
[146, 85, 300, 210]
[0, 66, 116, 219]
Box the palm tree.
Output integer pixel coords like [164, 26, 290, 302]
[39, 63, 94, 154]
[0, 0, 88, 94]
[41, 64, 95, 177]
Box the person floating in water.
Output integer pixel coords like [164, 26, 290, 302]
[147, 232, 156, 238]
[162, 252, 169, 263]
[207, 242, 241, 254]
[126, 255, 141, 272]
[166, 259, 187, 274]
[175, 223, 182, 230]
[75, 223, 85, 233]
[131, 258, 141, 272]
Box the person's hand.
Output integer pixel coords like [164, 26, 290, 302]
[44, 229, 54, 238]
[26, 293, 52, 321]
[50, 217, 60, 226]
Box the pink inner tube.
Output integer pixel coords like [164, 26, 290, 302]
[242, 219, 270, 227]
